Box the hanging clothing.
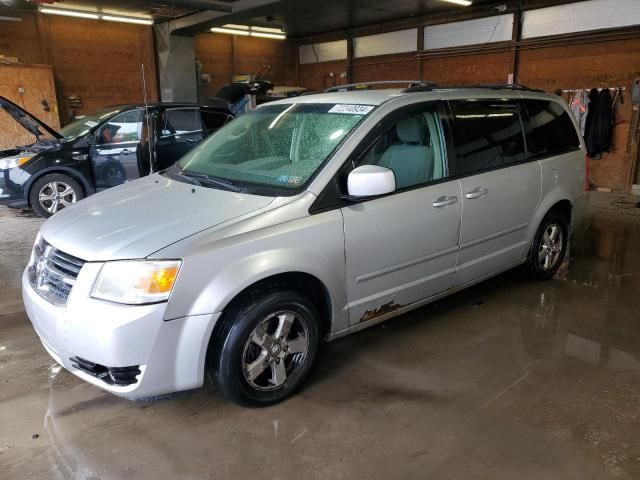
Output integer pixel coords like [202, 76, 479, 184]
[569, 89, 590, 136]
[584, 88, 613, 158]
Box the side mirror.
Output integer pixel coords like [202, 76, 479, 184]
[347, 165, 396, 198]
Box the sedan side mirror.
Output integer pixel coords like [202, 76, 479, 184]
[347, 165, 396, 198]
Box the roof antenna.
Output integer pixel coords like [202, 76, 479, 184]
[141, 63, 154, 174]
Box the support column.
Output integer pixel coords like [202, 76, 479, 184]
[155, 23, 198, 102]
[417, 26, 424, 81]
[510, 0, 523, 84]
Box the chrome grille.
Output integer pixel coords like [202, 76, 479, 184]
[28, 238, 85, 306]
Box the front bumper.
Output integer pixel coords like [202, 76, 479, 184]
[22, 265, 220, 399]
[0, 167, 28, 205]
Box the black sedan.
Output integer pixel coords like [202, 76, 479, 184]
[0, 97, 233, 217]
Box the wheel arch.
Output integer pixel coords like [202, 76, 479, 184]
[24, 167, 93, 206]
[525, 189, 575, 256]
[203, 270, 334, 377]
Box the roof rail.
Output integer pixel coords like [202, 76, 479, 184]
[402, 83, 545, 93]
[324, 80, 433, 93]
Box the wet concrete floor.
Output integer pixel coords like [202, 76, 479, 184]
[1, 193, 640, 479]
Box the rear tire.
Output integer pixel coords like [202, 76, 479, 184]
[526, 212, 568, 281]
[209, 286, 321, 407]
[29, 173, 83, 218]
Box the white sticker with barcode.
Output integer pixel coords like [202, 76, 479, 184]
[328, 104, 374, 115]
[84, 120, 98, 127]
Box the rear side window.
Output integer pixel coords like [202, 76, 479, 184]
[521, 100, 581, 159]
[449, 100, 525, 176]
[162, 108, 202, 136]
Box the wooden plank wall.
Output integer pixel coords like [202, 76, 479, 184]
[0, 64, 60, 150]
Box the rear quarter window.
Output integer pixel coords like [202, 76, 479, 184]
[521, 99, 581, 159]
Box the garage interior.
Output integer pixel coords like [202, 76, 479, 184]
[1, 0, 640, 478]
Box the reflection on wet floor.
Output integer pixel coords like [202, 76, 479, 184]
[2, 194, 640, 480]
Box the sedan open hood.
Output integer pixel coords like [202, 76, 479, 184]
[0, 96, 62, 142]
[39, 174, 276, 261]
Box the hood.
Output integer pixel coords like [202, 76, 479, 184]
[0, 96, 62, 142]
[40, 174, 276, 261]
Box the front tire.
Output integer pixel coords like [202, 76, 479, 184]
[209, 287, 321, 407]
[526, 212, 568, 280]
[29, 174, 83, 218]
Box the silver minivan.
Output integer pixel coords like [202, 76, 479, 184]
[23, 84, 588, 407]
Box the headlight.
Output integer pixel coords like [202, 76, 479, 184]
[0, 155, 33, 170]
[91, 260, 181, 305]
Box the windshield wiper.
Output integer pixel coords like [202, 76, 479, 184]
[179, 170, 242, 192]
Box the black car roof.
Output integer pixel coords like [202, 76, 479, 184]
[105, 102, 232, 113]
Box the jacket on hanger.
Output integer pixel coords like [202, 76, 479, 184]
[570, 89, 589, 136]
[584, 88, 613, 157]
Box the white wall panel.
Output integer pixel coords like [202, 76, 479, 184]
[299, 40, 347, 64]
[353, 29, 417, 58]
[424, 14, 514, 50]
[522, 0, 640, 39]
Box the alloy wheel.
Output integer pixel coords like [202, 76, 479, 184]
[242, 310, 310, 391]
[38, 181, 77, 214]
[538, 222, 564, 271]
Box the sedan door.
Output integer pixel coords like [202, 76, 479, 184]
[448, 99, 541, 285]
[155, 108, 204, 170]
[341, 102, 462, 326]
[90, 109, 145, 190]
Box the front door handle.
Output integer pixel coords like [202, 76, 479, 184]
[433, 195, 458, 208]
[465, 187, 488, 199]
[186, 138, 197, 143]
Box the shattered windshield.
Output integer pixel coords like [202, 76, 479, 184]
[59, 107, 122, 141]
[176, 103, 372, 192]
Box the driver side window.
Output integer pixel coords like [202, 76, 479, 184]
[359, 107, 447, 190]
[98, 110, 143, 145]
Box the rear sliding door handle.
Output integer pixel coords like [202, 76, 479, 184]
[432, 195, 458, 208]
[465, 187, 488, 199]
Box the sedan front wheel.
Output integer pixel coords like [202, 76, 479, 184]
[29, 174, 84, 218]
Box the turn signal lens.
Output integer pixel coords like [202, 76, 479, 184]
[92, 260, 181, 304]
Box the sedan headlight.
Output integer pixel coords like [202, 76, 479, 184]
[91, 260, 181, 305]
[0, 155, 33, 170]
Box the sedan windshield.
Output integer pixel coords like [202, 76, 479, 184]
[176, 103, 372, 192]
[59, 107, 123, 141]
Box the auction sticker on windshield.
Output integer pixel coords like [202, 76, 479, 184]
[328, 104, 374, 115]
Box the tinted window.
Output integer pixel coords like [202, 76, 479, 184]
[359, 106, 448, 189]
[163, 109, 202, 136]
[201, 111, 230, 134]
[98, 110, 143, 144]
[450, 100, 525, 175]
[522, 100, 581, 159]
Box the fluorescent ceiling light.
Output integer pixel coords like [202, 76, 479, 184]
[39, 7, 153, 24]
[251, 31, 286, 39]
[212, 24, 286, 39]
[251, 26, 284, 34]
[0, 16, 23, 22]
[102, 15, 153, 25]
[223, 24, 250, 30]
[211, 27, 250, 36]
[437, 0, 473, 6]
[39, 8, 99, 19]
